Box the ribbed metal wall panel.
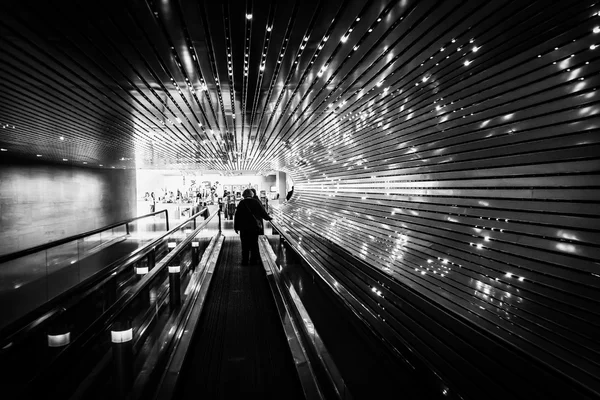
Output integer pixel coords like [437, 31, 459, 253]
[276, 1, 600, 398]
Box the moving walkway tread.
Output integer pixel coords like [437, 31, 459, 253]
[176, 236, 304, 399]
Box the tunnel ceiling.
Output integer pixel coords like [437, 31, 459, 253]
[0, 0, 593, 173]
[1, 0, 392, 171]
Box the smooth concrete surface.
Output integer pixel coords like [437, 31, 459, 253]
[276, 171, 286, 202]
[0, 158, 136, 256]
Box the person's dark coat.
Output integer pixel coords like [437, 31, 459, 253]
[234, 197, 271, 234]
[286, 186, 294, 201]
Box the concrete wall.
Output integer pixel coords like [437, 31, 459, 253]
[0, 159, 136, 256]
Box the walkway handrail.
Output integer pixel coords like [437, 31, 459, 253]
[0, 207, 208, 342]
[0, 209, 169, 264]
[28, 209, 219, 394]
[266, 216, 353, 399]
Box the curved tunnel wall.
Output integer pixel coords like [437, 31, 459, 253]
[275, 2, 600, 398]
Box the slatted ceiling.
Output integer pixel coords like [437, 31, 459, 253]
[134, 7, 222, 159]
[249, 0, 364, 166]
[246, 2, 336, 169]
[174, 11, 217, 133]
[318, 16, 596, 148]
[1, 12, 181, 165]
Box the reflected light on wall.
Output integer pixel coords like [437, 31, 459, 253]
[556, 243, 577, 253]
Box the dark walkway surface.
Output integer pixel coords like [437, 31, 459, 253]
[0, 237, 152, 331]
[177, 235, 304, 400]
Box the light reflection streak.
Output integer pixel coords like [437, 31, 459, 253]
[556, 243, 577, 253]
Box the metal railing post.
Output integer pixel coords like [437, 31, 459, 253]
[218, 208, 222, 232]
[111, 318, 133, 398]
[192, 241, 199, 270]
[168, 265, 181, 308]
[149, 249, 156, 269]
[47, 313, 70, 350]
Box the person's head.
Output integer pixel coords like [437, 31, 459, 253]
[292, 186, 294, 190]
[242, 188, 254, 198]
[250, 188, 257, 197]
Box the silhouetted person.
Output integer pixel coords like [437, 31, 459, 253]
[234, 189, 272, 265]
[150, 192, 156, 212]
[286, 186, 294, 201]
[225, 191, 236, 220]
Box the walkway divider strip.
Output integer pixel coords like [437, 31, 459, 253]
[151, 233, 225, 400]
[258, 235, 352, 400]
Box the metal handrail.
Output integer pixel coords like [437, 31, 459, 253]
[0, 209, 170, 264]
[150, 234, 224, 400]
[257, 236, 326, 399]
[0, 207, 209, 342]
[28, 209, 219, 393]
[263, 218, 352, 399]
[268, 213, 460, 399]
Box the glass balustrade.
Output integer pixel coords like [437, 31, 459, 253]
[0, 210, 170, 331]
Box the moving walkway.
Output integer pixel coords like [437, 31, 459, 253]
[0, 207, 217, 398]
[1, 205, 468, 399]
[3, 209, 456, 400]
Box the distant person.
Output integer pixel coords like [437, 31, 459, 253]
[223, 191, 230, 219]
[234, 189, 272, 265]
[286, 186, 294, 201]
[217, 195, 224, 214]
[201, 202, 210, 219]
[226, 191, 236, 220]
[150, 192, 156, 212]
[259, 190, 269, 213]
[195, 193, 202, 214]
